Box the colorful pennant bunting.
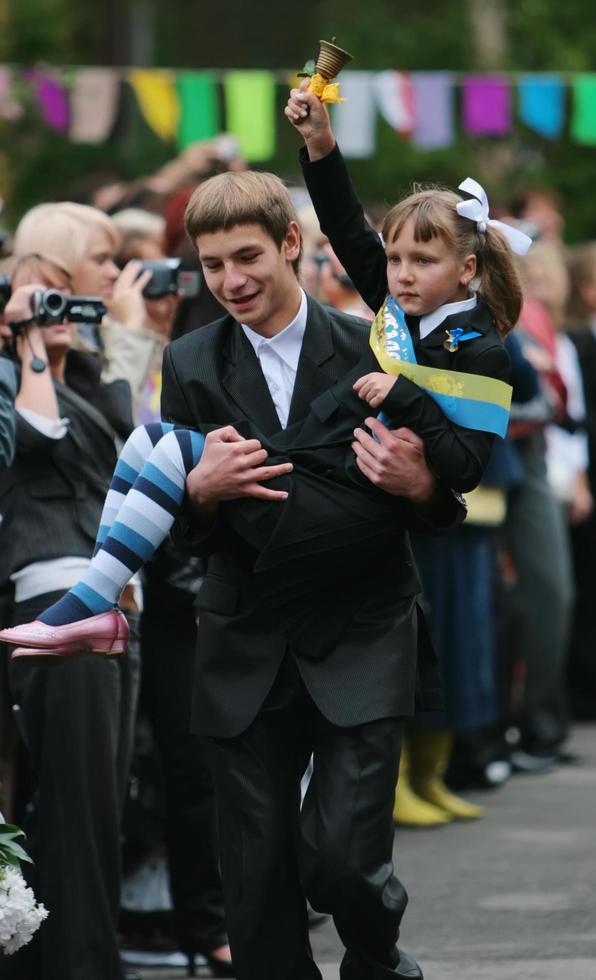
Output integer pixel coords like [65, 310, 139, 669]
[26, 67, 70, 132]
[411, 72, 454, 149]
[331, 71, 377, 158]
[176, 72, 219, 150]
[2, 63, 596, 157]
[128, 69, 179, 142]
[571, 74, 596, 145]
[373, 70, 414, 136]
[518, 75, 565, 139]
[224, 71, 275, 161]
[70, 68, 120, 143]
[462, 75, 511, 136]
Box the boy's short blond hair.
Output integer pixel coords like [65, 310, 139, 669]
[185, 171, 302, 274]
[13, 202, 120, 276]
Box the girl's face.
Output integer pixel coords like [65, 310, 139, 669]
[386, 217, 476, 317]
[73, 227, 119, 301]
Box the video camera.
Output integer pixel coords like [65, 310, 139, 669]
[0, 277, 106, 330]
[30, 289, 106, 327]
[138, 259, 200, 300]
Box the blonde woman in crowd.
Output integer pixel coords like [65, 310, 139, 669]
[13, 202, 160, 420]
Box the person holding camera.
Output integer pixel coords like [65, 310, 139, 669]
[0, 254, 140, 980]
[12, 201, 159, 421]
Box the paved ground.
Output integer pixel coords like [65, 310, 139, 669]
[134, 723, 596, 980]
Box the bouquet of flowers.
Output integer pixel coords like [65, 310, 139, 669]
[0, 817, 48, 955]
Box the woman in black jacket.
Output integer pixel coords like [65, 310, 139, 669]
[0, 255, 139, 980]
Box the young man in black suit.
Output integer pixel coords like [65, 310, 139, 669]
[160, 170, 464, 980]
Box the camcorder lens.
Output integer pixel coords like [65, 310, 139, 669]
[43, 290, 67, 316]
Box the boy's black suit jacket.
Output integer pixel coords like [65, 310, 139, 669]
[161, 295, 464, 738]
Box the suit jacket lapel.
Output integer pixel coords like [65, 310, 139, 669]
[286, 296, 337, 427]
[220, 320, 282, 435]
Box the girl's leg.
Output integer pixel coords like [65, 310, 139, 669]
[39, 427, 205, 626]
[94, 422, 175, 554]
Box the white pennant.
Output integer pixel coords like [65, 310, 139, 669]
[457, 177, 532, 255]
[372, 70, 414, 135]
[331, 72, 376, 159]
[70, 69, 119, 143]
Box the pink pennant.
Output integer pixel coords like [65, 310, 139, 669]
[462, 75, 511, 136]
[26, 67, 70, 132]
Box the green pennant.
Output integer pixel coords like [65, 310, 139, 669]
[571, 74, 596, 145]
[177, 72, 219, 150]
[224, 71, 276, 161]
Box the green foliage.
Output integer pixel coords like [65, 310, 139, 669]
[6, 0, 83, 63]
[0, 824, 32, 871]
[316, 0, 471, 71]
[508, 0, 596, 71]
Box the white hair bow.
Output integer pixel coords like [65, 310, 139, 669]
[456, 177, 532, 256]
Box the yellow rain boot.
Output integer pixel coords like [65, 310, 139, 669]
[393, 740, 453, 828]
[410, 730, 485, 821]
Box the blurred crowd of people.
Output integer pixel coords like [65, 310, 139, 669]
[0, 135, 595, 979]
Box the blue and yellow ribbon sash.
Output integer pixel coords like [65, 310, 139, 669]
[370, 295, 512, 438]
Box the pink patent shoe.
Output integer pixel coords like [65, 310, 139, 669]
[11, 645, 90, 665]
[0, 609, 129, 656]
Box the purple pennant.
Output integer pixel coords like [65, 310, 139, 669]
[462, 75, 511, 135]
[411, 72, 454, 148]
[26, 67, 70, 132]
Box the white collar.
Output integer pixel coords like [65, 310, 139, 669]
[241, 289, 307, 371]
[419, 293, 478, 340]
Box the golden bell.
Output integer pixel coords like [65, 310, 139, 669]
[315, 39, 353, 81]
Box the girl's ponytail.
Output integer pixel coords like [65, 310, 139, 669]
[477, 226, 523, 338]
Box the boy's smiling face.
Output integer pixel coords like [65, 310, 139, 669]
[195, 222, 302, 338]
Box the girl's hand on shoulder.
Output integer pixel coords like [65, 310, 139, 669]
[107, 260, 153, 330]
[284, 80, 335, 160]
[353, 372, 397, 408]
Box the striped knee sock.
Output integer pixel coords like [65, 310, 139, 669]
[94, 422, 175, 555]
[39, 427, 204, 626]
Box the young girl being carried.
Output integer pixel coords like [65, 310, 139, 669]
[285, 77, 531, 415]
[0, 139, 530, 660]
